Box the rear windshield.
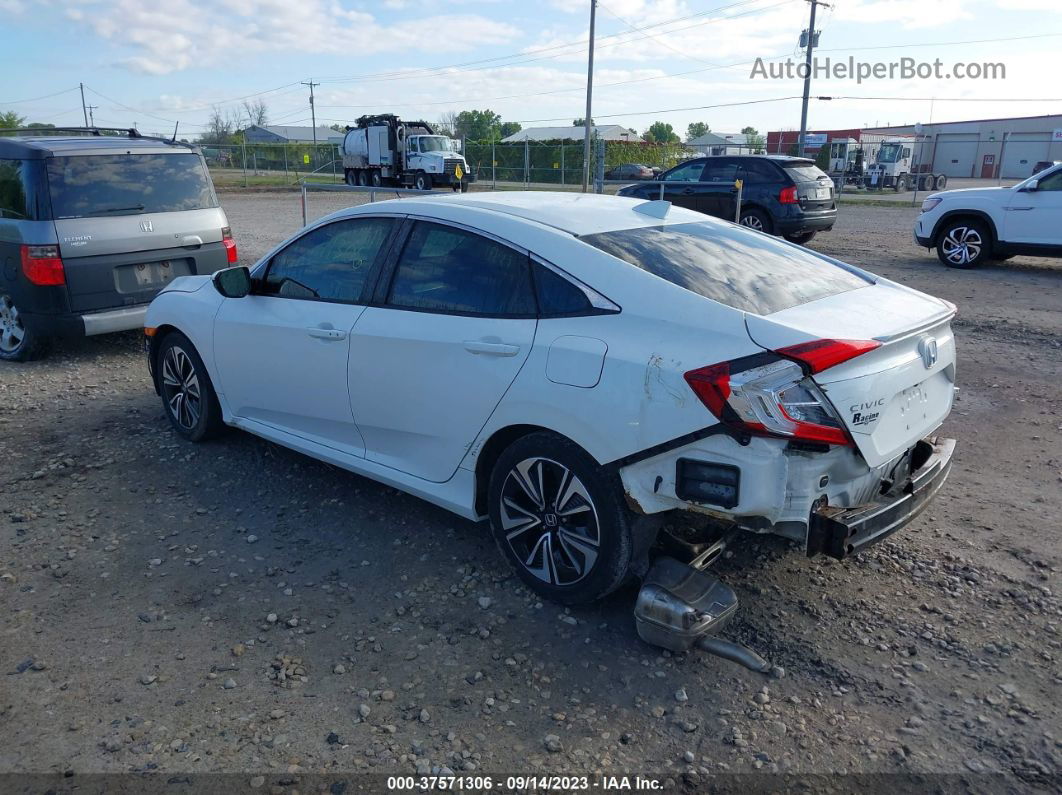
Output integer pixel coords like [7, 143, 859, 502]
[46, 153, 217, 219]
[580, 221, 870, 315]
[784, 164, 830, 182]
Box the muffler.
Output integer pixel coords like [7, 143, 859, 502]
[634, 556, 769, 673]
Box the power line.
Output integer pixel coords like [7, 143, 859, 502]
[0, 86, 80, 105]
[597, 2, 719, 67]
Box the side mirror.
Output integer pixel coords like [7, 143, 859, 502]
[1021, 179, 1039, 192]
[213, 265, 251, 298]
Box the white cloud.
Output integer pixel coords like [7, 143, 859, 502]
[832, 0, 972, 29]
[30, 0, 520, 75]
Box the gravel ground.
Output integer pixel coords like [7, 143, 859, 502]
[1, 191, 1060, 792]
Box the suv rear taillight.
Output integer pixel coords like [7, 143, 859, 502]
[779, 185, 798, 204]
[20, 244, 65, 286]
[685, 348, 872, 447]
[222, 226, 238, 264]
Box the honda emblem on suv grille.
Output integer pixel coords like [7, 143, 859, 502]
[918, 337, 938, 369]
[139, 220, 153, 233]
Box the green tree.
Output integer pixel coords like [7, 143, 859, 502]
[454, 109, 501, 141]
[686, 121, 710, 141]
[498, 121, 522, 138]
[572, 118, 594, 126]
[741, 126, 765, 153]
[815, 144, 831, 171]
[644, 121, 679, 144]
[1, 110, 26, 129]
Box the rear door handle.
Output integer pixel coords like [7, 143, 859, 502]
[463, 340, 519, 357]
[682, 188, 696, 195]
[307, 326, 347, 341]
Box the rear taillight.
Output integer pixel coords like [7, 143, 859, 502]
[20, 244, 65, 286]
[779, 185, 798, 204]
[222, 226, 238, 264]
[775, 338, 881, 374]
[685, 357, 851, 446]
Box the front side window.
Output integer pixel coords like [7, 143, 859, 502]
[877, 144, 901, 164]
[46, 153, 217, 218]
[387, 222, 535, 316]
[580, 221, 870, 315]
[663, 160, 706, 182]
[1036, 169, 1062, 191]
[263, 217, 394, 302]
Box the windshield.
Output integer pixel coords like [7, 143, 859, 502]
[46, 153, 217, 219]
[580, 221, 870, 315]
[415, 136, 455, 153]
[877, 144, 902, 164]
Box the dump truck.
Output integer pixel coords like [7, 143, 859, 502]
[341, 114, 474, 192]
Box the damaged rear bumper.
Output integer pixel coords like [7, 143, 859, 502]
[807, 436, 956, 559]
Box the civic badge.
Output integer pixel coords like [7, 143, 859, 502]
[139, 220, 153, 233]
[918, 336, 938, 369]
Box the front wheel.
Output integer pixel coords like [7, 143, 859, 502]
[487, 432, 633, 605]
[413, 172, 430, 191]
[157, 332, 225, 441]
[0, 293, 48, 362]
[784, 231, 816, 245]
[894, 176, 908, 193]
[460, 181, 470, 193]
[936, 219, 989, 269]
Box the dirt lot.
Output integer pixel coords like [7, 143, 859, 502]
[1, 192, 1060, 792]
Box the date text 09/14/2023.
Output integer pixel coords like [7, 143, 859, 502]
[386, 775, 665, 791]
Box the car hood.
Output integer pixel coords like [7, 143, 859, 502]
[930, 186, 1013, 201]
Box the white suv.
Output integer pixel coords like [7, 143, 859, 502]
[915, 162, 1062, 268]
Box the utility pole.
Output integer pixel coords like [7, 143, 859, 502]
[797, 0, 828, 157]
[581, 0, 597, 193]
[79, 82, 89, 127]
[86, 105, 98, 127]
[302, 80, 320, 147]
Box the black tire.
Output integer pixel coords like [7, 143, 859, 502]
[413, 172, 430, 191]
[894, 176, 908, 193]
[370, 170, 382, 188]
[156, 332, 225, 442]
[344, 170, 356, 186]
[460, 181, 470, 193]
[784, 231, 817, 245]
[936, 218, 990, 269]
[920, 175, 935, 191]
[935, 174, 948, 191]
[487, 432, 633, 605]
[356, 170, 369, 187]
[738, 207, 772, 234]
[0, 293, 49, 362]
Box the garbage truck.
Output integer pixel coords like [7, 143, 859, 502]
[341, 114, 474, 192]
[863, 136, 947, 192]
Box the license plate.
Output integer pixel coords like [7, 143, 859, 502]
[133, 261, 173, 287]
[815, 187, 831, 199]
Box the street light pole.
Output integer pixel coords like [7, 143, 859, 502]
[797, 0, 828, 157]
[581, 0, 597, 193]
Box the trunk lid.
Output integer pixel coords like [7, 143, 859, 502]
[746, 281, 957, 467]
[783, 163, 835, 212]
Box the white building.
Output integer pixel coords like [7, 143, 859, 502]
[500, 125, 635, 143]
[688, 132, 757, 156]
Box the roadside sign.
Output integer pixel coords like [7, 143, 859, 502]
[303, 154, 310, 164]
[804, 133, 827, 147]
[1053, 129, 1062, 142]
[455, 164, 464, 180]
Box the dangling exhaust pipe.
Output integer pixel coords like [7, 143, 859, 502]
[634, 556, 770, 673]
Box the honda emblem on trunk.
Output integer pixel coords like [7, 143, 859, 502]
[139, 220, 153, 233]
[918, 337, 938, 369]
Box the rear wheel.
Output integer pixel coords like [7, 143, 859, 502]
[487, 432, 633, 605]
[344, 170, 356, 186]
[739, 208, 771, 234]
[784, 231, 817, 245]
[920, 174, 935, 191]
[157, 332, 225, 441]
[370, 170, 382, 188]
[936, 219, 989, 269]
[356, 170, 369, 187]
[0, 294, 48, 362]
[935, 174, 948, 191]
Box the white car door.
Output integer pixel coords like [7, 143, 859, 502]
[213, 217, 398, 455]
[348, 220, 537, 482]
[1003, 168, 1062, 246]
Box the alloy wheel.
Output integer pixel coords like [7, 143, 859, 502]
[0, 295, 25, 354]
[941, 226, 982, 266]
[499, 457, 601, 586]
[740, 214, 764, 231]
[161, 345, 202, 430]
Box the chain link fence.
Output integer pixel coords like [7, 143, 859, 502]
[201, 143, 341, 186]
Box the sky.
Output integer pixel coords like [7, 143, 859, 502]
[1, 0, 1060, 140]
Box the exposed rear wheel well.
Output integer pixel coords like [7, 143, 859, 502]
[473, 424, 583, 517]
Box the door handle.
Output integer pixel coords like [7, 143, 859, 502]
[463, 340, 519, 357]
[307, 326, 347, 341]
[1006, 206, 1034, 211]
[682, 188, 696, 195]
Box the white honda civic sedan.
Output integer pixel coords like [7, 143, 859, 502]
[145, 192, 957, 605]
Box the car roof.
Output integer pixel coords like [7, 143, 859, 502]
[344, 191, 717, 236]
[0, 134, 198, 160]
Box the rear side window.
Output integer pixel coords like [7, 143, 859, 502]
[783, 164, 830, 183]
[534, 265, 592, 316]
[387, 222, 535, 316]
[46, 153, 217, 219]
[580, 222, 870, 315]
[263, 217, 394, 302]
[0, 159, 29, 219]
[703, 160, 740, 182]
[740, 160, 782, 184]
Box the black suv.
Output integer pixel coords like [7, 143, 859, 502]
[617, 155, 836, 244]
